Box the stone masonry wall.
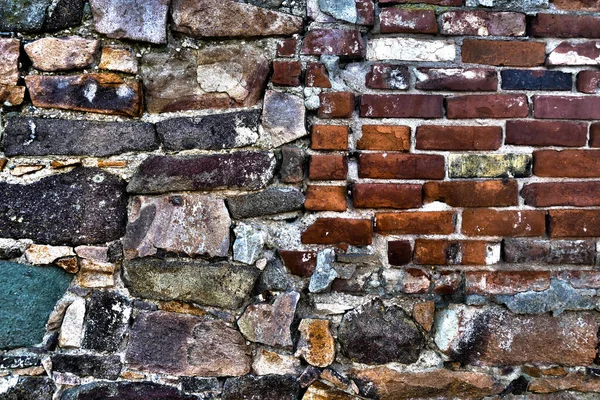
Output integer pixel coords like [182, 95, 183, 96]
[4, 0, 600, 398]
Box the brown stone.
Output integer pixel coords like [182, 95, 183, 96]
[306, 63, 331, 88]
[52, 159, 82, 169]
[318, 92, 355, 119]
[158, 301, 207, 317]
[302, 29, 364, 57]
[99, 47, 138, 74]
[352, 183, 422, 209]
[380, 9, 438, 34]
[97, 160, 127, 168]
[0, 39, 20, 85]
[530, 372, 600, 394]
[462, 210, 546, 237]
[441, 11, 526, 36]
[277, 38, 297, 57]
[447, 94, 529, 119]
[534, 96, 600, 120]
[381, 0, 462, 4]
[280, 250, 317, 277]
[0, 158, 6, 172]
[365, 64, 410, 90]
[312, 125, 349, 150]
[413, 301, 435, 332]
[302, 382, 356, 400]
[358, 153, 445, 179]
[357, 125, 410, 151]
[553, 0, 600, 10]
[305, 186, 347, 212]
[506, 120, 587, 147]
[26, 74, 142, 117]
[465, 271, 551, 295]
[547, 41, 600, 66]
[375, 212, 455, 235]
[10, 165, 44, 176]
[309, 155, 348, 181]
[532, 14, 600, 38]
[549, 210, 600, 238]
[296, 319, 335, 367]
[424, 180, 518, 207]
[462, 39, 546, 67]
[522, 182, 600, 207]
[416, 125, 502, 150]
[302, 218, 373, 246]
[0, 85, 25, 106]
[534, 150, 600, 177]
[78, 258, 115, 288]
[272, 61, 301, 87]
[360, 94, 444, 118]
[24, 37, 99, 71]
[416, 68, 498, 91]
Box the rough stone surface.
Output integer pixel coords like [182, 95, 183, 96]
[0, 168, 127, 245]
[59, 297, 86, 348]
[222, 375, 300, 400]
[227, 187, 304, 219]
[0, 0, 52, 32]
[82, 291, 131, 352]
[367, 38, 455, 62]
[296, 319, 336, 367]
[309, 249, 338, 293]
[78, 258, 115, 288]
[465, 0, 548, 8]
[44, 0, 86, 31]
[261, 91, 307, 148]
[0, 39, 20, 85]
[233, 223, 266, 265]
[253, 349, 301, 376]
[24, 37, 99, 72]
[61, 381, 198, 399]
[0, 377, 55, 400]
[52, 354, 122, 380]
[99, 46, 138, 74]
[25, 244, 74, 265]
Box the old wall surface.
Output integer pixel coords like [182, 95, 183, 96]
[2, 0, 600, 398]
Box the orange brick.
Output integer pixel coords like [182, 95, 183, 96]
[357, 125, 410, 151]
[311, 125, 349, 150]
[375, 212, 455, 235]
[305, 185, 347, 211]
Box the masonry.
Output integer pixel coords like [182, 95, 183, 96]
[2, 0, 600, 398]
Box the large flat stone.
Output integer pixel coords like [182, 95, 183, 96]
[0, 168, 127, 245]
[0, 262, 71, 349]
[122, 258, 260, 309]
[61, 381, 198, 400]
[171, 0, 302, 38]
[2, 117, 157, 157]
[227, 187, 305, 219]
[1, 377, 55, 400]
[127, 152, 276, 194]
[125, 311, 251, 377]
[24, 36, 99, 72]
[222, 375, 300, 400]
[0, 0, 52, 32]
[261, 91, 307, 148]
[142, 46, 268, 113]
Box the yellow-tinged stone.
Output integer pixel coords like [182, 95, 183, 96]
[158, 301, 207, 317]
[99, 47, 138, 74]
[449, 154, 532, 178]
[252, 349, 301, 376]
[296, 319, 335, 368]
[413, 301, 435, 332]
[303, 382, 358, 400]
[77, 258, 115, 288]
[25, 244, 75, 265]
[10, 165, 44, 176]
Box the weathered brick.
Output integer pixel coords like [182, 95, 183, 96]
[380, 0, 463, 5]
[555, 271, 600, 289]
[357, 125, 410, 151]
[305, 186, 347, 212]
[375, 212, 456, 235]
[402, 269, 433, 294]
[352, 183, 422, 209]
[534, 150, 600, 178]
[365, 64, 410, 90]
[504, 239, 595, 264]
[302, 29, 364, 57]
[367, 38, 456, 62]
[549, 210, 600, 238]
[280, 250, 317, 277]
[577, 70, 600, 93]
[318, 92, 355, 119]
[501, 70, 572, 91]
[311, 125, 349, 150]
[416, 125, 502, 150]
[505, 121, 587, 147]
[424, 180, 518, 207]
[462, 39, 546, 67]
[271, 61, 301, 87]
[553, 0, 600, 10]
[532, 14, 600, 38]
[360, 94, 444, 118]
[302, 218, 373, 246]
[534, 96, 600, 120]
[277, 38, 296, 57]
[547, 41, 600, 66]
[591, 123, 600, 147]
[414, 240, 499, 265]
[522, 182, 600, 207]
[356, 0, 375, 25]
[440, 11, 525, 36]
[433, 272, 463, 295]
[462, 210, 546, 237]
[380, 9, 438, 34]
[309, 155, 348, 181]
[359, 153, 445, 179]
[447, 94, 528, 119]
[449, 154, 532, 178]
[466, 271, 551, 295]
[415, 68, 498, 91]
[305, 63, 331, 88]
[388, 240, 412, 266]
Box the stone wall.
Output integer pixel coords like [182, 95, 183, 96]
[2, 0, 600, 398]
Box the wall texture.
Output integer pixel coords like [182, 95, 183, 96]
[2, 0, 600, 398]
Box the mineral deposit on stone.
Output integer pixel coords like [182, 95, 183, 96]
[296, 319, 336, 367]
[98, 46, 138, 74]
[24, 37, 99, 71]
[261, 91, 307, 148]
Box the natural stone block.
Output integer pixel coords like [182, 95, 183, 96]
[62, 381, 198, 399]
[222, 375, 300, 400]
[233, 223, 266, 265]
[51, 354, 122, 380]
[0, 39, 20, 85]
[77, 258, 115, 288]
[280, 146, 306, 183]
[252, 349, 301, 376]
[24, 36, 99, 71]
[296, 319, 335, 367]
[309, 249, 338, 293]
[449, 154, 532, 178]
[0, 377, 55, 400]
[98, 46, 138, 74]
[59, 297, 86, 348]
[0, 84, 25, 106]
[0, 0, 52, 32]
[261, 91, 307, 148]
[44, 0, 86, 31]
[82, 291, 131, 352]
[227, 187, 304, 219]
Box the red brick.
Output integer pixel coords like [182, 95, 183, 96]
[549, 210, 600, 238]
[522, 182, 600, 207]
[360, 94, 444, 118]
[357, 125, 410, 151]
[302, 218, 373, 246]
[547, 41, 600, 66]
[305, 185, 347, 212]
[380, 9, 438, 34]
[553, 0, 600, 10]
[352, 183, 422, 209]
[271, 61, 301, 86]
[532, 14, 600, 38]
[505, 120, 587, 147]
[424, 180, 518, 207]
[590, 123, 600, 147]
[365, 64, 410, 90]
[415, 68, 498, 91]
[416, 125, 502, 150]
[534, 150, 600, 178]
[305, 63, 331, 88]
[301, 29, 364, 58]
[462, 209, 546, 237]
[440, 11, 526, 36]
[504, 239, 595, 265]
[309, 155, 348, 181]
[414, 240, 494, 265]
[403, 269, 432, 294]
[433, 271, 462, 295]
[375, 212, 455, 235]
[277, 38, 296, 57]
[380, 0, 462, 4]
[356, 0, 375, 26]
[534, 96, 600, 120]
[462, 39, 546, 67]
[447, 95, 528, 119]
[311, 125, 349, 150]
[280, 250, 317, 277]
[466, 271, 551, 295]
[318, 92, 355, 119]
[359, 153, 445, 180]
[554, 270, 600, 289]
[388, 240, 412, 266]
[577, 71, 600, 94]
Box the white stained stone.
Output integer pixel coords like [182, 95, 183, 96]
[367, 38, 456, 62]
[252, 349, 301, 376]
[25, 244, 75, 265]
[59, 298, 86, 348]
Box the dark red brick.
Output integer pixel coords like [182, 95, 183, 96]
[311, 125, 349, 150]
[356, 0, 375, 26]
[375, 212, 456, 235]
[352, 183, 422, 209]
[365, 64, 410, 90]
[415, 68, 498, 91]
[302, 218, 373, 246]
[505, 121, 587, 147]
[387, 240, 412, 266]
[440, 11, 526, 36]
[280, 250, 317, 277]
[577, 71, 600, 94]
[360, 94, 444, 118]
[534, 96, 600, 120]
[301, 29, 364, 58]
[305, 63, 331, 88]
[277, 38, 296, 57]
[534, 150, 600, 178]
[416, 125, 502, 150]
[424, 180, 518, 207]
[447, 94, 529, 119]
[380, 9, 438, 34]
[590, 123, 600, 147]
[359, 153, 445, 180]
[414, 240, 495, 265]
[462, 39, 546, 67]
[357, 125, 410, 151]
[271, 61, 301, 87]
[305, 185, 347, 212]
[462, 210, 546, 237]
[532, 14, 600, 38]
[553, 0, 600, 10]
[466, 271, 550, 295]
[309, 155, 348, 181]
[318, 92, 355, 119]
[549, 210, 600, 238]
[522, 182, 600, 207]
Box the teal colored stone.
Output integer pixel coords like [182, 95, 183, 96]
[319, 0, 357, 23]
[0, 0, 52, 32]
[0, 261, 71, 349]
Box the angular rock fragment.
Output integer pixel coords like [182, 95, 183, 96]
[261, 91, 307, 148]
[0, 168, 127, 245]
[0, 39, 20, 85]
[123, 258, 260, 309]
[319, 0, 357, 23]
[280, 146, 306, 183]
[82, 291, 131, 352]
[25, 244, 74, 265]
[156, 110, 260, 151]
[89, 0, 170, 43]
[123, 194, 231, 259]
[227, 187, 305, 219]
[52, 354, 122, 380]
[309, 249, 338, 293]
[296, 319, 336, 367]
[0, 0, 52, 32]
[127, 152, 276, 194]
[171, 0, 302, 38]
[233, 223, 266, 265]
[253, 349, 302, 376]
[303, 382, 357, 400]
[44, 0, 86, 31]
[78, 258, 115, 288]
[2, 117, 157, 157]
[142, 46, 269, 113]
[222, 375, 300, 400]
[61, 381, 198, 399]
[26, 74, 142, 117]
[0, 377, 55, 400]
[59, 297, 86, 348]
[238, 292, 300, 347]
[24, 37, 99, 71]
[0, 85, 25, 106]
[99, 47, 138, 74]
[126, 311, 251, 376]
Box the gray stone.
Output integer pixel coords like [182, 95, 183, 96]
[227, 187, 305, 219]
[237, 291, 300, 347]
[51, 354, 122, 380]
[0, 377, 55, 400]
[0, 0, 52, 32]
[127, 152, 276, 194]
[309, 249, 338, 293]
[156, 110, 260, 151]
[0, 168, 127, 245]
[253, 258, 299, 293]
[82, 291, 131, 352]
[233, 223, 266, 265]
[2, 117, 157, 157]
[61, 381, 197, 400]
[280, 146, 306, 183]
[0, 262, 71, 349]
[466, 0, 548, 9]
[89, 0, 170, 44]
[319, 0, 356, 23]
[44, 0, 86, 31]
[222, 375, 300, 400]
[261, 91, 307, 148]
[123, 258, 260, 309]
[338, 298, 425, 364]
[179, 377, 222, 396]
[123, 194, 231, 259]
[126, 311, 251, 377]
